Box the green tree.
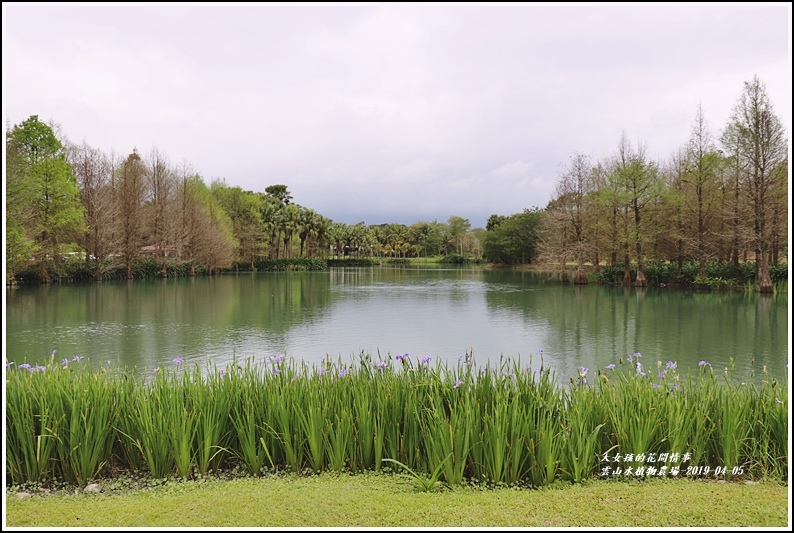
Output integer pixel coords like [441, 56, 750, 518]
[178, 174, 236, 274]
[6, 123, 38, 279]
[6, 116, 86, 282]
[486, 215, 506, 232]
[385, 223, 410, 257]
[409, 221, 443, 258]
[446, 216, 471, 256]
[259, 194, 284, 258]
[265, 184, 293, 205]
[483, 209, 542, 264]
[278, 203, 302, 258]
[313, 214, 334, 257]
[7, 115, 62, 165]
[211, 180, 265, 268]
[298, 208, 320, 258]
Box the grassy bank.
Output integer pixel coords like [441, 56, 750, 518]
[5, 472, 789, 527]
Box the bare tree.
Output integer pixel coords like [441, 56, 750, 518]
[681, 104, 723, 279]
[722, 76, 788, 292]
[67, 141, 117, 280]
[657, 147, 689, 269]
[547, 153, 595, 284]
[145, 146, 176, 277]
[610, 132, 661, 286]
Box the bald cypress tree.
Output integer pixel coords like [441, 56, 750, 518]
[722, 76, 788, 292]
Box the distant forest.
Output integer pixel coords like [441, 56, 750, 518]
[5, 76, 787, 291]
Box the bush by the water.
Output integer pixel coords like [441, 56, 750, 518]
[6, 352, 787, 489]
[597, 260, 787, 288]
[326, 258, 379, 267]
[252, 258, 327, 271]
[440, 254, 485, 265]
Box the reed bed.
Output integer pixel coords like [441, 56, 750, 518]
[5, 352, 788, 489]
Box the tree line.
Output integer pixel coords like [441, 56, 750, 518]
[5, 76, 787, 291]
[536, 75, 788, 292]
[5, 119, 487, 283]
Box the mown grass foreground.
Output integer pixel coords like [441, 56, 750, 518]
[5, 352, 788, 492]
[5, 472, 789, 528]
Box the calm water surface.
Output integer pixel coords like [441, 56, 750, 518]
[5, 267, 789, 382]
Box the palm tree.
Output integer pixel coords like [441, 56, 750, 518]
[259, 196, 282, 259]
[279, 203, 301, 258]
[298, 208, 319, 257]
[313, 215, 333, 257]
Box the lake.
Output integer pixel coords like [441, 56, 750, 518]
[5, 266, 789, 383]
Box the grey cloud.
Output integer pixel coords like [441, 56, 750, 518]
[4, 3, 790, 229]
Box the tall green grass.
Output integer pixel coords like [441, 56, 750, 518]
[5, 351, 788, 489]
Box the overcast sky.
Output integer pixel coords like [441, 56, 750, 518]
[3, 3, 791, 228]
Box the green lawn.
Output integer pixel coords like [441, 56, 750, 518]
[5, 472, 789, 528]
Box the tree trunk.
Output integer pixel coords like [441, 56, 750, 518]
[573, 265, 588, 285]
[39, 264, 51, 284]
[623, 253, 631, 285]
[634, 266, 647, 287]
[757, 247, 773, 293]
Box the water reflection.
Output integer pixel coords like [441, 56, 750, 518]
[5, 268, 788, 383]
